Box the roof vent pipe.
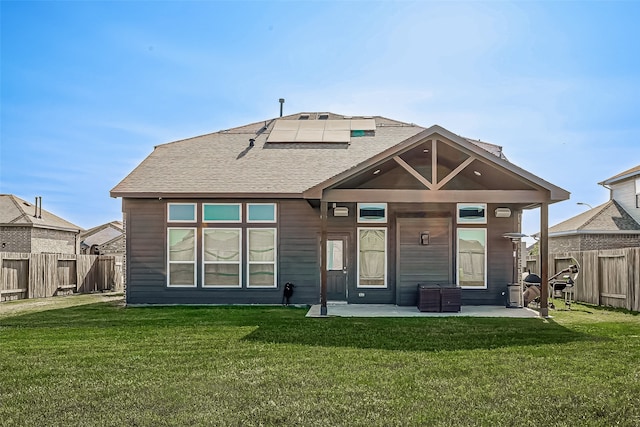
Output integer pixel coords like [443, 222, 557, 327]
[279, 98, 285, 117]
[33, 196, 42, 218]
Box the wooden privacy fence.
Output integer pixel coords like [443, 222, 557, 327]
[526, 247, 640, 312]
[0, 253, 124, 302]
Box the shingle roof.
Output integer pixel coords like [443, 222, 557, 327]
[0, 194, 81, 232]
[548, 200, 640, 236]
[80, 222, 124, 246]
[110, 112, 551, 198]
[599, 164, 640, 186]
[112, 114, 425, 196]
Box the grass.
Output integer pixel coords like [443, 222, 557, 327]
[1, 296, 639, 426]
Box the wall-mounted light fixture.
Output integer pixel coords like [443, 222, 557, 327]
[420, 231, 430, 245]
[495, 207, 512, 218]
[333, 207, 349, 217]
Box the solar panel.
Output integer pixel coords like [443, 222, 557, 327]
[267, 119, 375, 143]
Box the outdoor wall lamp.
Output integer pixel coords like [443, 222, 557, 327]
[420, 231, 430, 245]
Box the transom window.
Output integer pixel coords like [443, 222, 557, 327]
[357, 203, 387, 223]
[457, 203, 487, 224]
[203, 203, 241, 223]
[247, 203, 277, 223]
[168, 203, 196, 222]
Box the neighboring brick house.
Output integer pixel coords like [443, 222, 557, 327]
[0, 194, 82, 254]
[80, 221, 124, 255]
[546, 165, 640, 252]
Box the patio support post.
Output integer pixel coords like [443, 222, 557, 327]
[320, 200, 328, 316]
[540, 202, 549, 318]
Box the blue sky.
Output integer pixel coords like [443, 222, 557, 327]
[2, 1, 639, 241]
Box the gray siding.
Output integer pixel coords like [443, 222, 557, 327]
[124, 198, 520, 306]
[124, 198, 323, 305]
[612, 180, 640, 224]
[278, 200, 321, 305]
[124, 198, 166, 304]
[397, 217, 452, 306]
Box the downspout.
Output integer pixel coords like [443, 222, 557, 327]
[599, 182, 612, 200]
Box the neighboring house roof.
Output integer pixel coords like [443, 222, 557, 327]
[463, 138, 507, 160]
[0, 194, 81, 232]
[80, 221, 124, 247]
[547, 200, 640, 237]
[110, 112, 568, 202]
[599, 164, 640, 186]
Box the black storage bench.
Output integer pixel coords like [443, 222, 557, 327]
[440, 286, 462, 312]
[417, 285, 441, 312]
[417, 284, 461, 313]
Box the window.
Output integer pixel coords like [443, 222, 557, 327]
[457, 228, 487, 289]
[327, 240, 344, 271]
[168, 203, 196, 222]
[357, 203, 387, 223]
[457, 203, 487, 224]
[357, 228, 387, 287]
[247, 228, 277, 287]
[247, 203, 276, 223]
[203, 203, 241, 223]
[167, 228, 196, 286]
[203, 229, 241, 287]
[636, 178, 640, 208]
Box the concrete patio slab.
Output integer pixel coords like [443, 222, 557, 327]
[306, 303, 540, 318]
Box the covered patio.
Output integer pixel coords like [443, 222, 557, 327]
[307, 303, 540, 318]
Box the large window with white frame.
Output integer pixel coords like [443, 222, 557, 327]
[357, 227, 387, 288]
[457, 228, 487, 289]
[167, 228, 197, 287]
[203, 228, 242, 287]
[247, 228, 277, 287]
[165, 202, 279, 288]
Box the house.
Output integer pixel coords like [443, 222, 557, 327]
[80, 221, 125, 255]
[110, 112, 569, 308]
[0, 194, 81, 254]
[546, 164, 640, 252]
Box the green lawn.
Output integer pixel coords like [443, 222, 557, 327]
[1, 296, 639, 426]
